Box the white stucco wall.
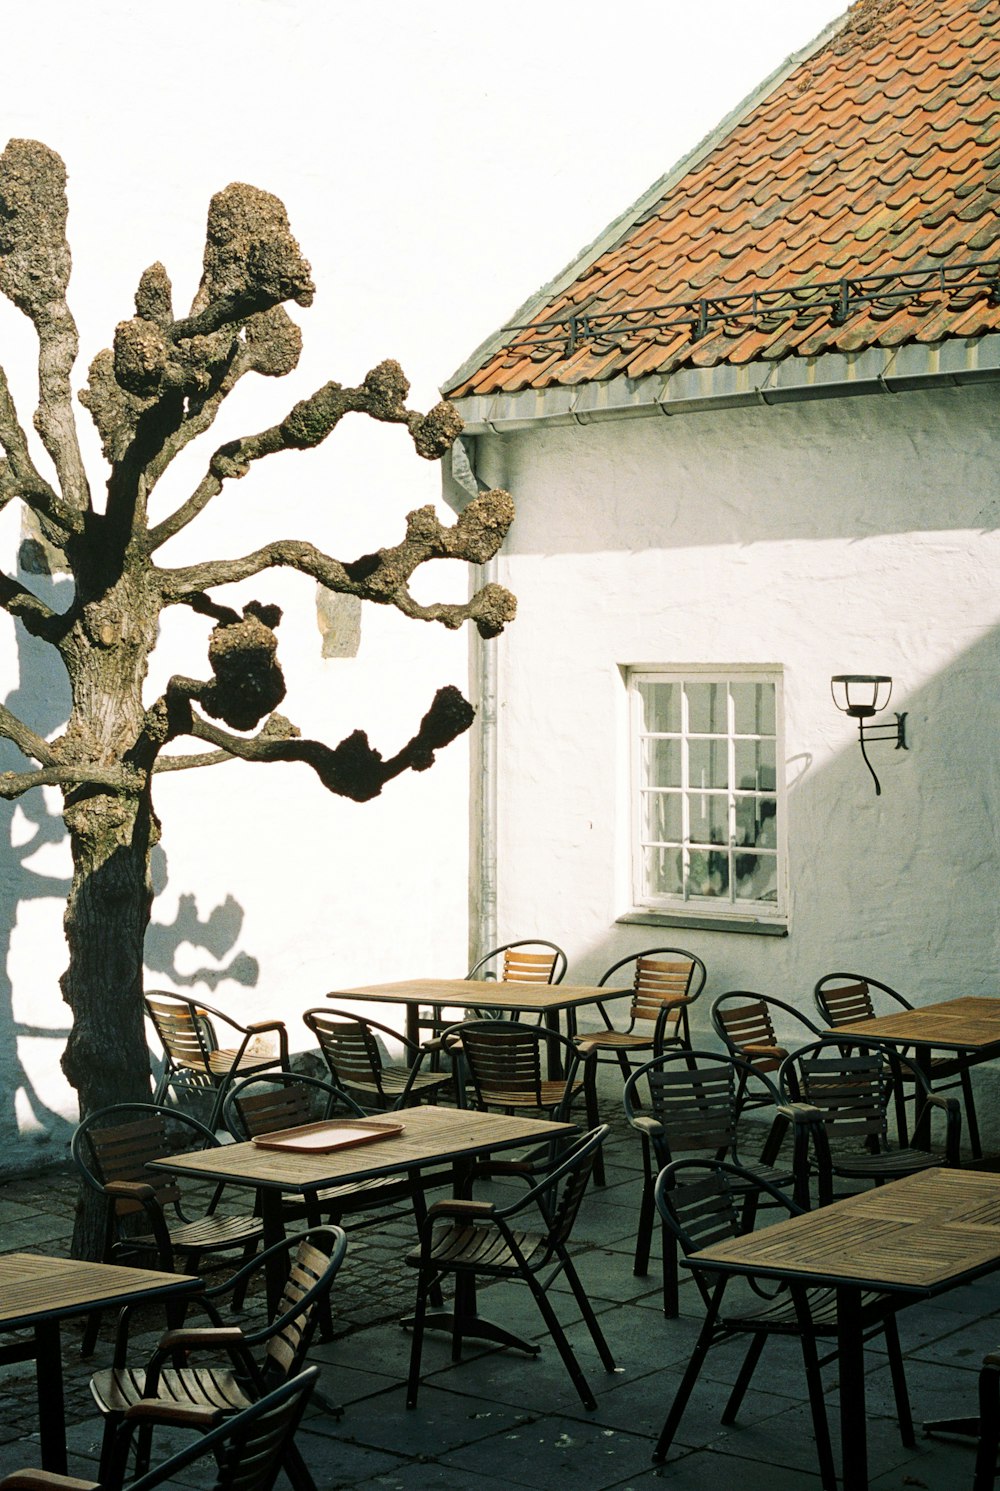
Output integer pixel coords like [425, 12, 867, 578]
[469, 384, 1000, 1055]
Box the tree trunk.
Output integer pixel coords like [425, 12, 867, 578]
[61, 786, 156, 1258]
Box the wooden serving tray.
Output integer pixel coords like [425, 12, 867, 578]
[250, 1118, 404, 1153]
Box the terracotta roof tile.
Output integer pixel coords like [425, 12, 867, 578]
[448, 0, 1000, 399]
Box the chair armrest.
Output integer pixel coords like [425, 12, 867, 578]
[427, 1198, 496, 1221]
[742, 1044, 788, 1060]
[629, 1115, 665, 1139]
[776, 1103, 824, 1125]
[0, 1475, 100, 1490]
[105, 1182, 174, 1272]
[921, 1091, 962, 1163]
[123, 1400, 222, 1430]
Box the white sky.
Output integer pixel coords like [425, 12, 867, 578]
[1, 0, 846, 412]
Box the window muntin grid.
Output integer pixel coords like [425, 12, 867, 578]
[632, 671, 783, 917]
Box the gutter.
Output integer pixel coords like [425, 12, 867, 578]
[447, 334, 1000, 435]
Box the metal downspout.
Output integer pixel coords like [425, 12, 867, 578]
[462, 436, 506, 967]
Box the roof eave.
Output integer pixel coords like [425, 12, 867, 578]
[448, 333, 1000, 436]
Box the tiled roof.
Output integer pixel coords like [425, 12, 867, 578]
[447, 0, 1000, 400]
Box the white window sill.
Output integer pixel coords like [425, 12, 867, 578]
[616, 909, 788, 937]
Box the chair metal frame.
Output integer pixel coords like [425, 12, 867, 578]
[623, 1048, 797, 1317]
[145, 991, 290, 1132]
[577, 947, 706, 1079]
[405, 1125, 615, 1412]
[72, 1101, 266, 1355]
[778, 1034, 962, 1208]
[88, 1227, 346, 1490]
[814, 970, 982, 1158]
[651, 1158, 914, 1488]
[302, 1007, 451, 1111]
[711, 990, 823, 1111]
[0, 1367, 321, 1491]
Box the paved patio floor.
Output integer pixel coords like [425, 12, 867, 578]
[0, 1083, 994, 1490]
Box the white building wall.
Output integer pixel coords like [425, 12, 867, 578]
[473, 384, 1000, 1049]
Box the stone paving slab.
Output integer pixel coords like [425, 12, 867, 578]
[0, 1094, 995, 1490]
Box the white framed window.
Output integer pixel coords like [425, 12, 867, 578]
[628, 666, 786, 927]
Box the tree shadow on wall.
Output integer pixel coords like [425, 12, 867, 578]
[0, 563, 259, 1167]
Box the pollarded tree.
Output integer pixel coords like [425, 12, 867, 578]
[0, 139, 515, 1249]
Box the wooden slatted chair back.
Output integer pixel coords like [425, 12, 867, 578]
[816, 980, 875, 1027]
[546, 1131, 603, 1247]
[790, 1045, 890, 1146]
[460, 1022, 544, 1106]
[262, 1236, 333, 1383]
[714, 997, 780, 1068]
[630, 956, 698, 1024]
[83, 1111, 190, 1216]
[234, 1084, 316, 1139]
[214, 1375, 314, 1491]
[145, 993, 215, 1076]
[307, 1012, 386, 1097]
[501, 948, 560, 983]
[645, 1059, 737, 1157]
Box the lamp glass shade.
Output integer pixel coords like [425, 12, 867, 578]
[830, 674, 892, 718]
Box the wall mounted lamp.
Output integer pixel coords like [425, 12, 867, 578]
[830, 674, 908, 797]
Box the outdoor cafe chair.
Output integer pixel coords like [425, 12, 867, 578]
[814, 970, 982, 1158]
[72, 1101, 266, 1355]
[145, 990, 290, 1133]
[302, 1007, 452, 1111]
[88, 1226, 346, 1490]
[223, 1070, 447, 1265]
[417, 938, 569, 1050]
[651, 1158, 914, 1486]
[0, 1366, 320, 1491]
[778, 1034, 962, 1208]
[445, 1017, 601, 1180]
[574, 946, 706, 1081]
[405, 1124, 615, 1412]
[623, 1048, 797, 1317]
[711, 990, 823, 1112]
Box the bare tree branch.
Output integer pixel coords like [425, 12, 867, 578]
[153, 750, 234, 772]
[0, 702, 58, 765]
[0, 571, 66, 643]
[181, 684, 476, 802]
[147, 360, 464, 551]
[0, 141, 90, 513]
[157, 488, 517, 637]
[0, 365, 79, 536]
[0, 763, 139, 800]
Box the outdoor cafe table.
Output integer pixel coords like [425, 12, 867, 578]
[329, 977, 626, 1075]
[847, 994, 1000, 1149]
[0, 1253, 199, 1473]
[149, 1105, 576, 1322]
[680, 1167, 1000, 1491]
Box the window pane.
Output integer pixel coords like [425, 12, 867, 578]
[734, 738, 776, 792]
[642, 737, 682, 788]
[638, 681, 680, 734]
[685, 681, 726, 735]
[731, 681, 776, 736]
[734, 794, 778, 848]
[687, 847, 730, 899]
[641, 791, 682, 844]
[687, 792, 729, 845]
[643, 846, 683, 897]
[689, 738, 729, 791]
[733, 852, 778, 903]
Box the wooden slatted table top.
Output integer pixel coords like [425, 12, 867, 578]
[150, 1105, 576, 1193]
[847, 994, 1000, 1051]
[0, 1253, 199, 1330]
[330, 978, 625, 1014]
[691, 1168, 1000, 1293]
